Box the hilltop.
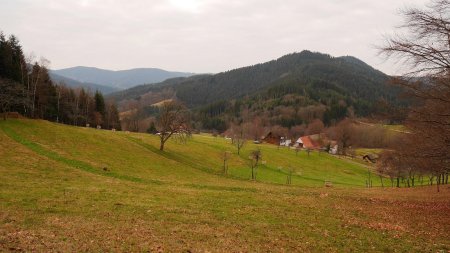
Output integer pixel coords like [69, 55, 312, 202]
[110, 51, 397, 110]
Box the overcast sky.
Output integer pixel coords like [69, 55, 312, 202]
[1, 0, 430, 74]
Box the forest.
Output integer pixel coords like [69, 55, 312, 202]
[0, 32, 120, 129]
[113, 50, 408, 138]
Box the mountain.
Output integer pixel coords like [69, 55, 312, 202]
[49, 72, 119, 94]
[110, 51, 403, 130]
[111, 51, 396, 107]
[51, 66, 195, 90]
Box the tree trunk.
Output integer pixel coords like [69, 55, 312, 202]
[159, 139, 165, 151]
[437, 174, 440, 192]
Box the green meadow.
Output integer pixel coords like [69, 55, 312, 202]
[0, 119, 448, 252]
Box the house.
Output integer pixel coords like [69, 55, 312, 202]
[262, 132, 292, 146]
[295, 134, 323, 150]
[280, 137, 292, 147]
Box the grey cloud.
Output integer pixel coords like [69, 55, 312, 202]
[0, 0, 430, 74]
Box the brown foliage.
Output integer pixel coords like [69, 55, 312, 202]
[378, 0, 450, 190]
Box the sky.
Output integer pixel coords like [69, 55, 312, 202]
[0, 0, 430, 74]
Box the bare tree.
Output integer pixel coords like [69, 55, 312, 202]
[327, 119, 353, 155]
[380, 0, 450, 76]
[222, 151, 231, 174]
[249, 149, 262, 180]
[305, 119, 324, 135]
[379, 0, 450, 191]
[155, 101, 190, 151]
[286, 167, 293, 185]
[229, 124, 247, 155]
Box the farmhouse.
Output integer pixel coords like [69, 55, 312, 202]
[295, 134, 322, 149]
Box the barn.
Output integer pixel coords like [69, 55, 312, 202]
[262, 132, 281, 145]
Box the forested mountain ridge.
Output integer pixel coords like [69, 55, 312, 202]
[111, 51, 394, 108]
[52, 66, 195, 90]
[112, 51, 403, 132]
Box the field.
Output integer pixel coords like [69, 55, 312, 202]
[0, 119, 449, 252]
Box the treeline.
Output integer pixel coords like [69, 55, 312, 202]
[0, 32, 120, 129]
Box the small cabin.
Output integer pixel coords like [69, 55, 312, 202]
[262, 132, 281, 145]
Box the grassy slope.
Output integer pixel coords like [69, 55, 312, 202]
[0, 119, 449, 252]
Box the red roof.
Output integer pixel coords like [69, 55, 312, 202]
[300, 136, 321, 149]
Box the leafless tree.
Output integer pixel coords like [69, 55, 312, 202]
[327, 119, 353, 155]
[250, 149, 262, 180]
[155, 101, 190, 151]
[229, 124, 247, 155]
[222, 151, 231, 174]
[305, 119, 324, 135]
[379, 0, 450, 191]
[286, 167, 293, 185]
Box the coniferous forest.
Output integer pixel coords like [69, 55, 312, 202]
[0, 32, 121, 129]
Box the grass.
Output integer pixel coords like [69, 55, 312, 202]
[0, 119, 449, 252]
[383, 124, 408, 132]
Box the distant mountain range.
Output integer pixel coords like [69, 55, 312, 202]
[49, 72, 119, 94]
[49, 66, 195, 94]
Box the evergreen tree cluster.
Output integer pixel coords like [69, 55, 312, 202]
[0, 32, 120, 129]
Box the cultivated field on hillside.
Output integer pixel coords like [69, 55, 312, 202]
[0, 120, 449, 252]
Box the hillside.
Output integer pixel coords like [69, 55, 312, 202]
[110, 51, 396, 110]
[51, 66, 195, 90]
[110, 51, 404, 132]
[49, 72, 119, 94]
[1, 119, 449, 251]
